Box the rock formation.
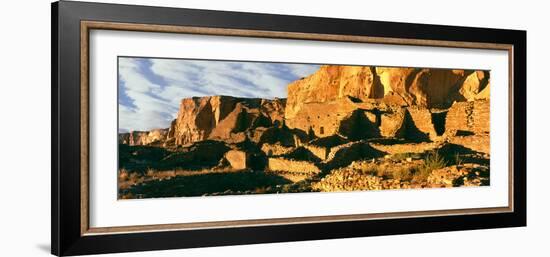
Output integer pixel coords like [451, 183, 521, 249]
[285, 65, 490, 121]
[119, 64, 493, 199]
[119, 65, 490, 185]
[168, 96, 286, 145]
[224, 150, 248, 170]
[285, 65, 384, 120]
[120, 65, 491, 149]
[119, 129, 168, 146]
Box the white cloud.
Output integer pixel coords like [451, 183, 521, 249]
[118, 58, 176, 132]
[119, 57, 319, 132]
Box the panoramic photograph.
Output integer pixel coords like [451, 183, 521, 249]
[117, 57, 491, 199]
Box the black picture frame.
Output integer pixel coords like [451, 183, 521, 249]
[51, 1, 526, 256]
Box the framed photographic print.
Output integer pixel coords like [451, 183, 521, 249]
[51, 1, 526, 256]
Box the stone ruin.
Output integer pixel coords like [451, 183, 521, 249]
[119, 65, 491, 180]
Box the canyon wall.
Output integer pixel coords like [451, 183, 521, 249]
[119, 65, 490, 149]
[169, 96, 286, 145]
[285, 65, 490, 120]
[119, 129, 168, 146]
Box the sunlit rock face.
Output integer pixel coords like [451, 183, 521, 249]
[118, 129, 168, 146]
[118, 64, 492, 199]
[285, 65, 384, 121]
[170, 96, 286, 146]
[283, 65, 489, 140]
[120, 65, 490, 147]
[286, 66, 489, 120]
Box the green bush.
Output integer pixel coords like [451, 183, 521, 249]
[413, 151, 447, 182]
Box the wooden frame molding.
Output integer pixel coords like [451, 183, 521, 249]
[52, 2, 525, 255]
[79, 20, 515, 236]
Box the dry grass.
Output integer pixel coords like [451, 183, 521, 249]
[118, 168, 129, 181]
[349, 161, 386, 177]
[392, 166, 415, 181]
[119, 170, 291, 198]
[118, 167, 245, 191]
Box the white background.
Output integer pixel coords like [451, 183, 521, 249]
[0, 0, 547, 256]
[90, 30, 509, 228]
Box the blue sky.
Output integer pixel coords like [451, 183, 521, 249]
[118, 57, 320, 132]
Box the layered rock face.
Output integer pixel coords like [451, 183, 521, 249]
[169, 96, 286, 145]
[119, 129, 168, 146]
[119, 64, 493, 199]
[120, 65, 490, 153]
[284, 65, 490, 142]
[285, 65, 385, 120]
[285, 65, 490, 120]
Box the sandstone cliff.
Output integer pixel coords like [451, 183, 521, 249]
[118, 129, 168, 146]
[285, 65, 490, 120]
[120, 65, 490, 149]
[169, 96, 286, 145]
[119, 64, 492, 199]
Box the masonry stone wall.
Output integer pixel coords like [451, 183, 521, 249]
[224, 150, 247, 170]
[449, 135, 490, 154]
[370, 142, 438, 155]
[260, 143, 295, 156]
[407, 107, 437, 140]
[324, 141, 386, 170]
[285, 98, 358, 138]
[472, 100, 490, 134]
[267, 157, 321, 174]
[379, 108, 406, 138]
[273, 172, 312, 183]
[445, 102, 471, 134]
[303, 144, 329, 160]
[445, 100, 490, 135]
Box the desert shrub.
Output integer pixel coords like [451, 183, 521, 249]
[413, 151, 447, 182]
[146, 168, 156, 177]
[392, 167, 414, 181]
[425, 151, 447, 170]
[127, 172, 141, 184]
[413, 169, 430, 182]
[118, 168, 129, 181]
[351, 161, 385, 177]
[371, 166, 386, 177]
[454, 153, 463, 166]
